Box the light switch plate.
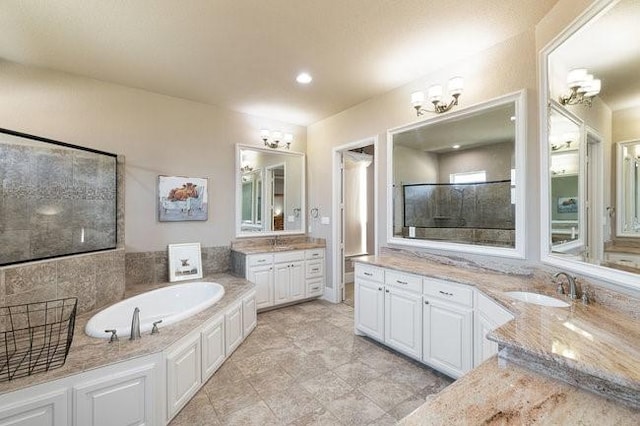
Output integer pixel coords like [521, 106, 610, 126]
[409, 226, 416, 238]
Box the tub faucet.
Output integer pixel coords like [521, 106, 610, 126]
[553, 272, 578, 300]
[130, 307, 141, 341]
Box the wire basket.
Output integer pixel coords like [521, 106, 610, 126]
[0, 297, 77, 382]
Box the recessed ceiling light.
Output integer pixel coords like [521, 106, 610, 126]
[452, 144, 461, 149]
[296, 72, 312, 84]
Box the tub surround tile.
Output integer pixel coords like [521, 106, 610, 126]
[5, 262, 57, 295]
[354, 252, 640, 410]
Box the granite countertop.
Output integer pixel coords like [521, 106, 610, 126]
[0, 273, 254, 395]
[231, 239, 326, 255]
[604, 244, 640, 255]
[352, 254, 640, 420]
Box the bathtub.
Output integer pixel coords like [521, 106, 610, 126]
[85, 281, 225, 339]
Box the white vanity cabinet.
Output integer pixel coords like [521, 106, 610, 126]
[423, 278, 473, 379]
[242, 248, 325, 310]
[225, 301, 244, 354]
[246, 254, 274, 309]
[201, 315, 225, 383]
[474, 292, 514, 367]
[354, 265, 423, 360]
[243, 291, 257, 336]
[166, 330, 202, 420]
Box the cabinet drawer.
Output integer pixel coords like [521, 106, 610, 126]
[423, 278, 473, 307]
[355, 264, 384, 283]
[385, 270, 422, 293]
[306, 260, 324, 278]
[248, 254, 273, 267]
[307, 278, 324, 297]
[305, 248, 325, 260]
[274, 251, 305, 263]
[605, 252, 640, 267]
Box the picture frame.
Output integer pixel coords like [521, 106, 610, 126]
[168, 243, 203, 282]
[557, 196, 578, 214]
[158, 175, 208, 222]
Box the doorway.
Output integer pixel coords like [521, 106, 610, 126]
[332, 137, 377, 305]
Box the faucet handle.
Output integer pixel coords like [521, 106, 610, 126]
[151, 320, 163, 335]
[105, 329, 119, 343]
[556, 282, 565, 295]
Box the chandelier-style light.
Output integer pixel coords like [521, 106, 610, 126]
[411, 77, 464, 116]
[559, 68, 601, 107]
[261, 129, 292, 150]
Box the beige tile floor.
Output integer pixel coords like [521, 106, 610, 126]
[170, 299, 453, 426]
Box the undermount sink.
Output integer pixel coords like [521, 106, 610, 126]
[505, 291, 570, 308]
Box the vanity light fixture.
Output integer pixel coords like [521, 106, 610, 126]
[261, 129, 292, 150]
[559, 68, 601, 107]
[240, 164, 254, 173]
[411, 77, 463, 115]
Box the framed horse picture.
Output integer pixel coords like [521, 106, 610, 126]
[158, 175, 208, 222]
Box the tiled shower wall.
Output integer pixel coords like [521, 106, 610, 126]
[125, 246, 231, 288]
[0, 156, 126, 316]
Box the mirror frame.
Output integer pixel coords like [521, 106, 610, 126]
[235, 144, 306, 238]
[616, 139, 640, 238]
[539, 0, 640, 292]
[387, 90, 527, 259]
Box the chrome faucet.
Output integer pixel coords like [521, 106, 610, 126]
[272, 235, 280, 248]
[130, 307, 141, 340]
[553, 272, 578, 300]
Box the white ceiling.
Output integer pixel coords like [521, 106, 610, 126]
[0, 0, 558, 125]
[551, 0, 640, 112]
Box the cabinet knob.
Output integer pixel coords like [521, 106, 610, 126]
[385, 289, 390, 293]
[378, 287, 383, 291]
[424, 300, 429, 305]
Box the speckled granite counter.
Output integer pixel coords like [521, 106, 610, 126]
[399, 357, 640, 425]
[352, 253, 640, 420]
[230, 236, 326, 255]
[0, 273, 254, 395]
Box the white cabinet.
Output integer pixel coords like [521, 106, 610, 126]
[243, 248, 325, 310]
[423, 278, 473, 379]
[247, 253, 274, 310]
[0, 389, 68, 426]
[474, 292, 514, 366]
[243, 291, 257, 336]
[201, 315, 225, 382]
[225, 301, 244, 354]
[355, 265, 422, 360]
[355, 276, 385, 341]
[166, 332, 202, 421]
[74, 355, 161, 426]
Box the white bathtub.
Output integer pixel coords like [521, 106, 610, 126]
[85, 281, 225, 339]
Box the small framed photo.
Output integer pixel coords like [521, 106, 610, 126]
[158, 175, 208, 222]
[168, 243, 203, 282]
[557, 196, 578, 214]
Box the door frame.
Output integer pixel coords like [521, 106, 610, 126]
[330, 136, 379, 303]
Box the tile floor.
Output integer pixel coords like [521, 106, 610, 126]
[170, 299, 453, 426]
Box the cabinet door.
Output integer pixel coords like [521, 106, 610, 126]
[355, 279, 384, 341]
[166, 333, 202, 421]
[289, 261, 305, 301]
[201, 316, 225, 382]
[225, 302, 243, 354]
[0, 389, 68, 426]
[243, 292, 257, 336]
[75, 361, 157, 426]
[273, 263, 291, 303]
[248, 264, 273, 309]
[423, 299, 472, 379]
[384, 287, 422, 360]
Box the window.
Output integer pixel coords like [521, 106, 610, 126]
[449, 170, 486, 184]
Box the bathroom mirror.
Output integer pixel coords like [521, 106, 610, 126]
[541, 0, 640, 289]
[388, 91, 526, 259]
[617, 140, 640, 237]
[236, 145, 305, 237]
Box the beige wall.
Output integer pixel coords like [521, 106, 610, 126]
[0, 60, 306, 252]
[307, 30, 540, 289]
[613, 106, 640, 142]
[437, 142, 514, 182]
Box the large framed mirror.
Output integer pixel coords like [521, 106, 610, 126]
[235, 145, 305, 237]
[388, 91, 526, 259]
[541, 0, 640, 291]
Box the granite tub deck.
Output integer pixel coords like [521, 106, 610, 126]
[0, 273, 254, 395]
[352, 254, 640, 420]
